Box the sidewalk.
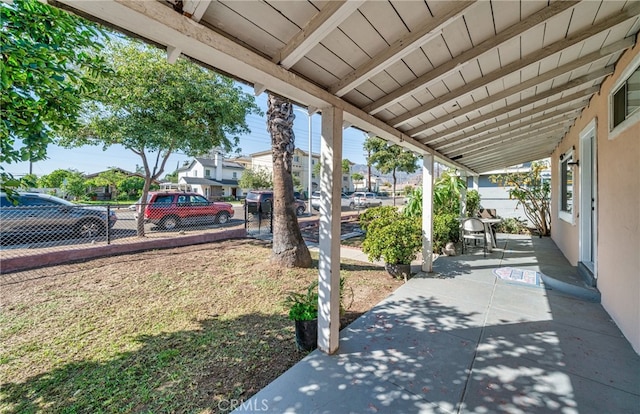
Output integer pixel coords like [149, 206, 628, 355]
[234, 233, 640, 413]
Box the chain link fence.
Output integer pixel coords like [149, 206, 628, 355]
[0, 198, 244, 263]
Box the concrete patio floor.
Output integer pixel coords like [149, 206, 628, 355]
[234, 234, 640, 413]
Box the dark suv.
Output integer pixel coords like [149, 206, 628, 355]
[245, 190, 306, 216]
[137, 191, 234, 230]
[0, 192, 117, 244]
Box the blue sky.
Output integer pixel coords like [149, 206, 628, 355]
[3, 84, 368, 178]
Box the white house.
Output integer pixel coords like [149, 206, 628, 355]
[176, 152, 245, 199]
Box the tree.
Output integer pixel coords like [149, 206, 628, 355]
[86, 168, 127, 200]
[117, 176, 145, 199]
[37, 169, 78, 189]
[62, 170, 87, 200]
[364, 136, 419, 204]
[351, 172, 364, 190]
[0, 0, 110, 192]
[239, 167, 272, 190]
[266, 93, 311, 268]
[60, 39, 260, 236]
[163, 170, 179, 183]
[434, 169, 466, 215]
[490, 161, 551, 236]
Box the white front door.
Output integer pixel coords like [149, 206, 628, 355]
[579, 122, 597, 277]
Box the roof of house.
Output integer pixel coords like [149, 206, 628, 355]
[179, 176, 240, 187]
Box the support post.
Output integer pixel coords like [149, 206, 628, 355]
[318, 106, 343, 354]
[422, 154, 434, 272]
[460, 172, 467, 218]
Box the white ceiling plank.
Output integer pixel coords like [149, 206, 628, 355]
[395, 36, 632, 137]
[465, 1, 495, 45]
[415, 69, 610, 141]
[275, 0, 366, 69]
[329, 1, 474, 96]
[439, 113, 578, 157]
[426, 93, 594, 148]
[446, 125, 571, 158]
[386, 11, 639, 128]
[362, 1, 580, 114]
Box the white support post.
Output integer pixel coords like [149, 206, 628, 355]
[422, 154, 434, 272]
[460, 172, 467, 218]
[318, 106, 343, 354]
[472, 176, 479, 191]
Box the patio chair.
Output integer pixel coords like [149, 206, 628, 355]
[461, 218, 487, 257]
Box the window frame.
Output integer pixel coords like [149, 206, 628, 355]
[609, 53, 640, 140]
[559, 149, 575, 224]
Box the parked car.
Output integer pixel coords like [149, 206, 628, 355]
[245, 190, 306, 216]
[310, 191, 352, 211]
[349, 192, 382, 209]
[137, 191, 234, 230]
[0, 192, 117, 244]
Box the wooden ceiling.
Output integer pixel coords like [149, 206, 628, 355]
[56, 0, 640, 174]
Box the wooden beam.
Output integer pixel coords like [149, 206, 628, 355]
[329, 1, 475, 96]
[408, 66, 613, 139]
[469, 145, 559, 172]
[274, 0, 366, 69]
[182, 0, 211, 22]
[362, 0, 581, 115]
[402, 37, 633, 137]
[434, 107, 582, 155]
[445, 123, 572, 158]
[431, 95, 592, 151]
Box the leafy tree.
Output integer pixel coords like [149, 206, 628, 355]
[465, 189, 481, 218]
[61, 170, 86, 200]
[313, 161, 321, 177]
[490, 161, 551, 236]
[239, 167, 272, 190]
[19, 174, 38, 190]
[37, 169, 76, 189]
[60, 39, 260, 236]
[267, 93, 311, 268]
[163, 170, 179, 183]
[86, 169, 127, 200]
[351, 172, 364, 188]
[364, 137, 418, 204]
[434, 169, 466, 215]
[0, 0, 110, 192]
[117, 176, 145, 199]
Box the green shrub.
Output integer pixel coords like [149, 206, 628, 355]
[465, 190, 480, 217]
[358, 206, 400, 232]
[495, 217, 529, 234]
[361, 216, 422, 265]
[433, 213, 460, 253]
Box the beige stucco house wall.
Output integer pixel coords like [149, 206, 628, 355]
[551, 39, 640, 353]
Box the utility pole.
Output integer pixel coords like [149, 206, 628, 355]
[366, 147, 372, 192]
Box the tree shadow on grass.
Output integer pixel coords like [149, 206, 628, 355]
[0, 314, 302, 414]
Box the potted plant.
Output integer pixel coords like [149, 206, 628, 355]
[360, 207, 422, 280]
[284, 278, 352, 351]
[284, 280, 319, 351]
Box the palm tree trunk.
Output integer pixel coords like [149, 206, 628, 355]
[267, 93, 312, 268]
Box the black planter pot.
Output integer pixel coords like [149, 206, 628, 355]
[385, 263, 412, 280]
[294, 319, 318, 351]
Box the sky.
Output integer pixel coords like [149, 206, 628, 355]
[3, 84, 369, 178]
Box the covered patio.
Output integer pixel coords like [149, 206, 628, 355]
[235, 233, 640, 413]
[54, 0, 639, 357]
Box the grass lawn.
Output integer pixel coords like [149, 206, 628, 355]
[0, 239, 401, 413]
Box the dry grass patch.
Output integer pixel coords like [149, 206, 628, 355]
[0, 239, 401, 413]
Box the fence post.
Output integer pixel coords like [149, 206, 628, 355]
[106, 205, 111, 245]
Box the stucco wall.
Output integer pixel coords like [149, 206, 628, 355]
[551, 40, 640, 353]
